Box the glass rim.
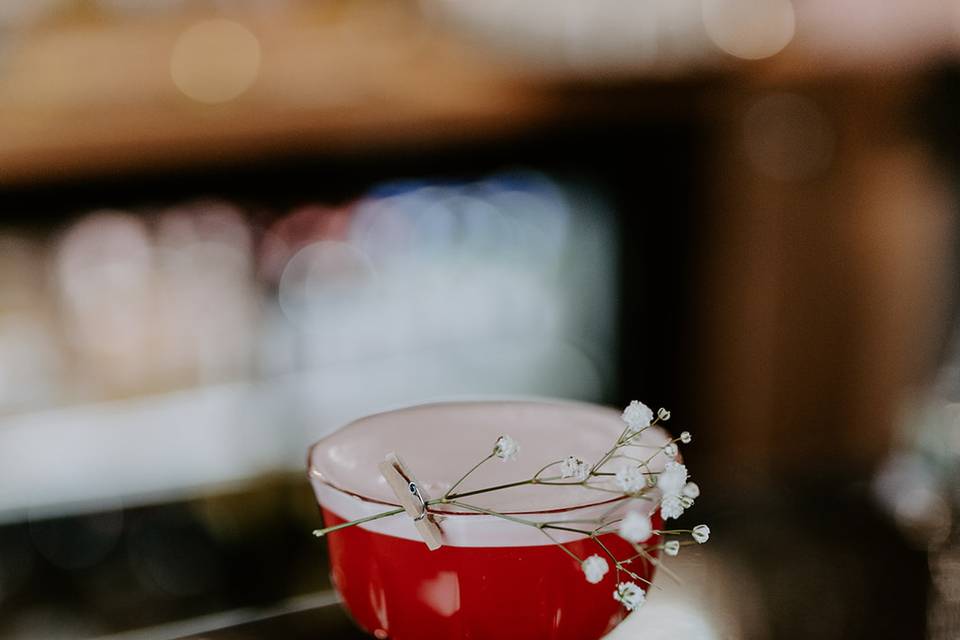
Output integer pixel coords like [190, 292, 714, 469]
[308, 398, 667, 517]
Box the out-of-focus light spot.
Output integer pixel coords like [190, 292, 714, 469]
[893, 485, 951, 545]
[170, 19, 261, 104]
[702, 0, 795, 60]
[0, 171, 618, 514]
[349, 194, 420, 267]
[159, 200, 252, 255]
[742, 93, 834, 181]
[56, 211, 153, 360]
[278, 240, 377, 330]
[260, 205, 353, 283]
[422, 0, 712, 74]
[561, 0, 659, 70]
[155, 201, 257, 384]
[874, 453, 951, 546]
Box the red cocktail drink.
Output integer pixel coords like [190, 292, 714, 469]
[309, 401, 669, 640]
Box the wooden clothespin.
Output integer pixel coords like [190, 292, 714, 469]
[378, 452, 444, 551]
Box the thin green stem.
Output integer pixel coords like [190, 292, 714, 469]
[441, 478, 535, 501]
[447, 501, 594, 537]
[606, 454, 660, 469]
[591, 416, 662, 475]
[654, 528, 695, 535]
[540, 528, 584, 564]
[592, 535, 653, 587]
[592, 518, 622, 534]
[632, 545, 681, 584]
[445, 500, 541, 528]
[542, 524, 593, 536]
[580, 483, 652, 498]
[541, 517, 605, 526]
[312, 507, 405, 537]
[444, 453, 495, 498]
[435, 466, 628, 504]
[532, 459, 564, 481]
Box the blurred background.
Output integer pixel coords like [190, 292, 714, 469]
[1, 1, 960, 638]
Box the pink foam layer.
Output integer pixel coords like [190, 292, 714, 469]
[309, 399, 670, 546]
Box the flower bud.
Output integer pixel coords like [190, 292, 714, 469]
[692, 524, 710, 544]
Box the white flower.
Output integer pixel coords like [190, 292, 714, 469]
[682, 482, 700, 499]
[581, 554, 609, 584]
[657, 407, 671, 421]
[615, 466, 646, 494]
[664, 540, 680, 556]
[657, 461, 688, 497]
[613, 581, 646, 611]
[680, 495, 695, 509]
[660, 494, 684, 520]
[618, 511, 653, 543]
[493, 435, 519, 461]
[662, 443, 678, 459]
[560, 456, 589, 481]
[692, 524, 710, 544]
[622, 401, 653, 434]
[680, 431, 692, 444]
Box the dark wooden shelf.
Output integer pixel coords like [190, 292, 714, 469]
[3, 2, 954, 187]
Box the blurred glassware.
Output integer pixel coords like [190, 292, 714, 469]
[155, 200, 259, 386]
[55, 211, 155, 399]
[0, 170, 619, 525]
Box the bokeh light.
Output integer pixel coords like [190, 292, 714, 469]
[0, 172, 617, 525]
[55, 211, 154, 392]
[170, 19, 261, 104]
[702, 0, 795, 60]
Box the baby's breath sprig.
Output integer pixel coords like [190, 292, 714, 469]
[312, 400, 711, 612]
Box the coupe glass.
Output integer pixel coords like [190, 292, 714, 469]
[308, 400, 668, 640]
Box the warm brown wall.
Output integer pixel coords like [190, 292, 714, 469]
[696, 77, 955, 484]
